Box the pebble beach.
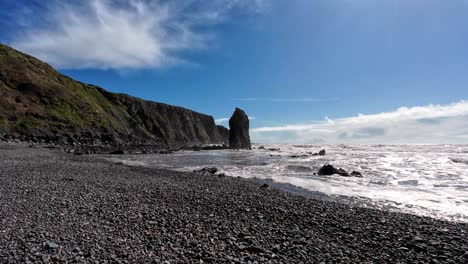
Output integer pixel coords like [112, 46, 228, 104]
[1, 143, 467, 263]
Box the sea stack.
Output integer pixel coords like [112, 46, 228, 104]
[229, 108, 251, 149]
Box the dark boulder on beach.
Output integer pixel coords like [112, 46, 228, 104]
[318, 165, 337, 175]
[351, 171, 363, 177]
[192, 145, 202, 151]
[229, 108, 251, 149]
[201, 144, 230, 150]
[311, 149, 326, 156]
[109, 149, 125, 155]
[335, 168, 350, 176]
[193, 167, 219, 175]
[290, 154, 309, 158]
[318, 165, 361, 177]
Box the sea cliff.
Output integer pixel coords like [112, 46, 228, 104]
[0, 43, 228, 147]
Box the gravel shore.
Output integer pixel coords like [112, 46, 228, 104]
[1, 144, 467, 263]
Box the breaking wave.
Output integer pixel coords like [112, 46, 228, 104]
[106, 144, 468, 223]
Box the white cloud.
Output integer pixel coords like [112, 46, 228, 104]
[215, 117, 230, 124]
[10, 0, 269, 69]
[251, 100, 468, 144]
[216, 116, 255, 124]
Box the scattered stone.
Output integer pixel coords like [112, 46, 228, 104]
[318, 165, 338, 176]
[239, 246, 267, 254]
[193, 167, 219, 175]
[60, 178, 75, 182]
[192, 145, 202, 151]
[202, 145, 230, 150]
[109, 149, 125, 155]
[412, 236, 425, 243]
[271, 244, 280, 253]
[317, 165, 352, 177]
[317, 165, 363, 177]
[335, 168, 350, 177]
[351, 171, 363, 177]
[311, 149, 326, 156]
[45, 242, 59, 252]
[290, 154, 309, 158]
[0, 145, 466, 263]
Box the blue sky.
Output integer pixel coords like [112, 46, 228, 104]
[1, 0, 468, 143]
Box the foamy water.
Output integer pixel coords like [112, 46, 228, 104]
[105, 144, 468, 222]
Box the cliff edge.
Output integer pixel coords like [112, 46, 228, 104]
[0, 43, 228, 147]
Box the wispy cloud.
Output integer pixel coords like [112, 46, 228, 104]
[9, 0, 269, 69]
[233, 97, 339, 103]
[216, 116, 256, 124]
[251, 100, 468, 144]
[215, 117, 230, 124]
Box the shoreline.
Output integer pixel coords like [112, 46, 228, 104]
[1, 144, 467, 262]
[105, 148, 468, 224]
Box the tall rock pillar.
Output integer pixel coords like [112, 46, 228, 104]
[229, 108, 251, 149]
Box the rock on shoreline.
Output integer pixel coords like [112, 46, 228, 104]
[318, 164, 363, 177]
[229, 108, 251, 150]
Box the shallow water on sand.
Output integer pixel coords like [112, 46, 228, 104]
[106, 144, 468, 223]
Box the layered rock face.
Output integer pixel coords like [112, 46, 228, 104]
[216, 125, 230, 145]
[229, 108, 251, 149]
[0, 43, 227, 147]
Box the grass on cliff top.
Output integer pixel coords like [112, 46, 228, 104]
[0, 44, 56, 73]
[0, 45, 124, 135]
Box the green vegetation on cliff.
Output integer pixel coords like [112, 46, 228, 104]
[0, 43, 228, 146]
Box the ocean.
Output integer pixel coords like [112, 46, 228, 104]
[105, 144, 468, 223]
